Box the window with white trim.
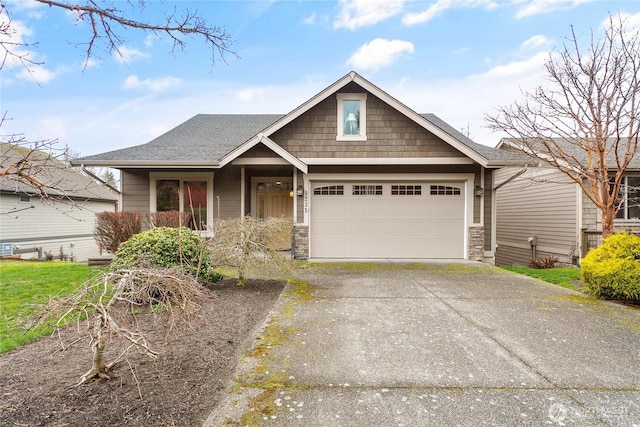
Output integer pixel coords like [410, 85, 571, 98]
[615, 176, 640, 220]
[19, 194, 31, 203]
[337, 93, 367, 141]
[151, 173, 212, 230]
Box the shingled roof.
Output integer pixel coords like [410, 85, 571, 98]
[1, 143, 117, 201]
[497, 137, 640, 169]
[75, 114, 283, 167]
[73, 72, 529, 169]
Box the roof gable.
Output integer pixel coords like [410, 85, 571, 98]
[72, 72, 525, 169]
[234, 71, 520, 168]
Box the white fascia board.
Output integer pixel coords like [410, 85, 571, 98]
[219, 134, 308, 173]
[349, 74, 491, 167]
[259, 136, 308, 173]
[259, 74, 354, 137]
[74, 160, 220, 169]
[301, 157, 473, 165]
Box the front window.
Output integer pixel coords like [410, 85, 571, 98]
[337, 93, 367, 141]
[615, 176, 640, 220]
[151, 173, 212, 230]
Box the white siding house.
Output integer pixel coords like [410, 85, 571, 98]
[494, 139, 640, 266]
[1, 143, 118, 262]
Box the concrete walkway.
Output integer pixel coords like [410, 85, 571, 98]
[204, 262, 640, 426]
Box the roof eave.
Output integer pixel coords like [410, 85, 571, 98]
[71, 159, 221, 169]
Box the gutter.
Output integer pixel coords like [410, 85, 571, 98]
[81, 165, 121, 194]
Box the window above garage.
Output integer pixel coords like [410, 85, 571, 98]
[337, 93, 367, 141]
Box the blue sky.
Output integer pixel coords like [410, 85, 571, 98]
[2, 0, 640, 156]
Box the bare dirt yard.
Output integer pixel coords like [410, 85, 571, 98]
[0, 279, 285, 426]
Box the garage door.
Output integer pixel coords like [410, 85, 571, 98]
[310, 182, 465, 259]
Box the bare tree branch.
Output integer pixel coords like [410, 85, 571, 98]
[26, 266, 208, 385]
[30, 0, 235, 67]
[487, 13, 640, 237]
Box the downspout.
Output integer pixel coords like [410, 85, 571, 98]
[81, 165, 120, 194]
[493, 165, 528, 192]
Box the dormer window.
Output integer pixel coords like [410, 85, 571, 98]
[337, 93, 367, 141]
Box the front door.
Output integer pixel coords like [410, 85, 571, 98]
[256, 182, 293, 220]
[256, 181, 294, 250]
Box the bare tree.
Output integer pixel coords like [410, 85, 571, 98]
[1, 0, 234, 195]
[486, 14, 640, 238]
[27, 266, 207, 385]
[210, 217, 294, 285]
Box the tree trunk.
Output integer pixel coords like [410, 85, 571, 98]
[601, 206, 616, 239]
[75, 338, 111, 386]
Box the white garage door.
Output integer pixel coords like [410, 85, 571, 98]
[310, 182, 465, 259]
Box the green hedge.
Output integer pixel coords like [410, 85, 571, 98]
[111, 227, 212, 281]
[581, 232, 640, 302]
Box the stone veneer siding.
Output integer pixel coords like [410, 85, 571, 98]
[292, 224, 309, 259]
[468, 226, 485, 261]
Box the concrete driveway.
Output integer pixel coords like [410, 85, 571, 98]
[205, 262, 640, 426]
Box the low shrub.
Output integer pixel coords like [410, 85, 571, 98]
[581, 232, 640, 302]
[111, 227, 212, 281]
[94, 211, 141, 253]
[149, 211, 192, 228]
[529, 255, 558, 269]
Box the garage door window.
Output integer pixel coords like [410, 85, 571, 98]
[314, 185, 344, 195]
[430, 185, 461, 195]
[391, 185, 422, 195]
[353, 185, 383, 195]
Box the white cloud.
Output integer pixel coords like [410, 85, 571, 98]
[113, 46, 150, 64]
[144, 34, 161, 47]
[123, 75, 182, 92]
[403, 0, 497, 26]
[521, 35, 553, 50]
[602, 11, 640, 35]
[17, 65, 57, 84]
[515, 0, 592, 19]
[334, 0, 405, 30]
[303, 12, 318, 25]
[236, 87, 268, 103]
[346, 39, 414, 72]
[479, 51, 548, 79]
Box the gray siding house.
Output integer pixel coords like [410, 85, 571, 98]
[73, 72, 523, 262]
[0, 143, 118, 261]
[494, 138, 640, 266]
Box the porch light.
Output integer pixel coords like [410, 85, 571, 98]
[296, 186, 304, 196]
[474, 185, 484, 197]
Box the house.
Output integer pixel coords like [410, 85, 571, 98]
[494, 138, 640, 266]
[72, 71, 524, 262]
[0, 143, 118, 262]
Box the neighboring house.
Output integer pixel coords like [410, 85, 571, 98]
[72, 71, 524, 262]
[494, 138, 640, 266]
[0, 143, 118, 262]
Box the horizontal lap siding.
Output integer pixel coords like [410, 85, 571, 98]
[495, 167, 578, 265]
[0, 194, 115, 261]
[214, 167, 241, 219]
[121, 170, 149, 212]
